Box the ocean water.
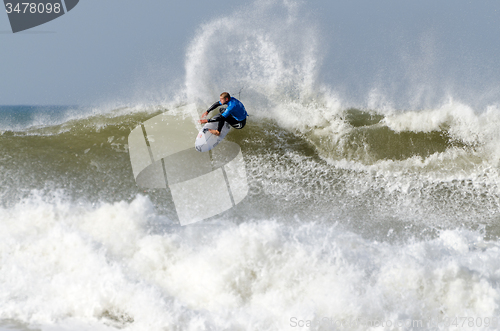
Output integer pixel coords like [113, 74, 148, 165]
[2, 1, 500, 331]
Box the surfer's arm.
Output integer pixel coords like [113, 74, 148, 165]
[206, 101, 221, 114]
[202, 101, 222, 119]
[199, 115, 224, 124]
[220, 104, 234, 118]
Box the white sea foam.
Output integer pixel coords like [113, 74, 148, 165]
[183, 0, 330, 113]
[1, 193, 500, 330]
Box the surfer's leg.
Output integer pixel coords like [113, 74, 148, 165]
[236, 118, 246, 129]
[217, 116, 226, 132]
[226, 117, 246, 129]
[224, 116, 238, 126]
[208, 114, 225, 131]
[208, 114, 241, 132]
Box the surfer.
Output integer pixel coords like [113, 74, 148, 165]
[199, 92, 248, 136]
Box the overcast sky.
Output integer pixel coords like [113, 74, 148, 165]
[1, 0, 499, 109]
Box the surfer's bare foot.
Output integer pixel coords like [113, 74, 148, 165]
[208, 129, 220, 136]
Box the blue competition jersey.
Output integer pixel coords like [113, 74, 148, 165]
[220, 97, 248, 121]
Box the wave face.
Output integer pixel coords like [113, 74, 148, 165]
[2, 0, 500, 330]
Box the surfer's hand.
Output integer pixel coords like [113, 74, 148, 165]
[199, 119, 208, 124]
[201, 111, 208, 119]
[209, 129, 220, 136]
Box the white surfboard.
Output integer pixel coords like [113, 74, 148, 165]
[195, 121, 231, 152]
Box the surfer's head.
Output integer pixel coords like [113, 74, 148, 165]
[220, 92, 230, 104]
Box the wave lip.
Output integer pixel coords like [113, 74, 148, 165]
[293, 100, 500, 177]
